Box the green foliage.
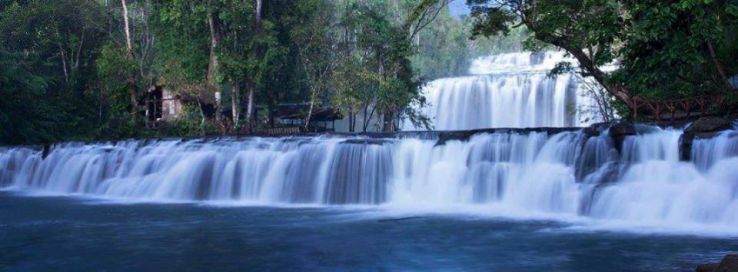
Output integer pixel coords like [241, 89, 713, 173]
[155, 104, 218, 137]
[151, 0, 211, 96]
[2, 0, 496, 143]
[96, 44, 137, 124]
[0, 0, 107, 144]
[467, 0, 738, 104]
[332, 1, 428, 131]
[611, 0, 738, 98]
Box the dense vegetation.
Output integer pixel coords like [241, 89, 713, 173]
[0, 0, 519, 144]
[467, 0, 738, 109]
[4, 0, 735, 144]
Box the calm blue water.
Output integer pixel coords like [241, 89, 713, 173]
[0, 192, 734, 272]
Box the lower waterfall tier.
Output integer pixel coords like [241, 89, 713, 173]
[1, 126, 737, 228]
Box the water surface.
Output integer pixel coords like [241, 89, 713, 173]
[0, 192, 733, 272]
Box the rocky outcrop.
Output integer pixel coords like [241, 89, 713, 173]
[607, 121, 636, 153]
[435, 127, 579, 146]
[685, 117, 733, 137]
[679, 117, 733, 160]
[697, 264, 720, 272]
[696, 254, 738, 272]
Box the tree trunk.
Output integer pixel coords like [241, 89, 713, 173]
[382, 111, 395, 132]
[197, 97, 206, 130]
[255, 0, 262, 25]
[245, 85, 255, 132]
[362, 105, 369, 132]
[553, 41, 632, 106]
[121, 0, 137, 120]
[245, 0, 263, 132]
[207, 12, 222, 123]
[58, 45, 69, 84]
[231, 82, 240, 130]
[304, 87, 318, 130]
[144, 94, 150, 128]
[707, 41, 734, 91]
[348, 110, 354, 132]
[363, 105, 376, 132]
[126, 77, 137, 120]
[121, 0, 132, 55]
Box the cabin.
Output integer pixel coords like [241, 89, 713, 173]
[140, 86, 185, 126]
[161, 87, 184, 120]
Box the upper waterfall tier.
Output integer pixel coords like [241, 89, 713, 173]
[469, 51, 575, 75]
[407, 52, 603, 130]
[1, 125, 737, 231]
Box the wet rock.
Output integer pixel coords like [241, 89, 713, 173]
[42, 144, 52, 159]
[696, 254, 738, 272]
[608, 121, 636, 136]
[435, 127, 579, 146]
[697, 263, 720, 272]
[342, 138, 390, 146]
[607, 121, 636, 152]
[582, 122, 614, 137]
[680, 117, 733, 160]
[716, 255, 738, 272]
[685, 117, 732, 136]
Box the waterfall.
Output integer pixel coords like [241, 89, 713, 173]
[2, 126, 738, 228]
[407, 52, 603, 130]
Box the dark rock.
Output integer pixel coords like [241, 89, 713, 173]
[716, 254, 738, 272]
[696, 263, 719, 272]
[680, 117, 733, 160]
[685, 117, 732, 135]
[607, 121, 636, 153]
[696, 254, 738, 272]
[342, 138, 390, 146]
[435, 127, 580, 146]
[608, 121, 636, 136]
[42, 144, 52, 159]
[582, 122, 612, 137]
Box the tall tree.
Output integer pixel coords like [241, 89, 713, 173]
[290, 0, 338, 129]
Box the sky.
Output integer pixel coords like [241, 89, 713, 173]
[448, 0, 471, 18]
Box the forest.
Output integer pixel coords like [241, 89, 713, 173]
[0, 0, 522, 144]
[1, 0, 737, 144]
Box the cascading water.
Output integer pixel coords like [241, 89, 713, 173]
[2, 126, 738, 230]
[406, 51, 604, 130]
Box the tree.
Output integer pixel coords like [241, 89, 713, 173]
[121, 0, 139, 121]
[337, 1, 427, 132]
[466, 0, 738, 109]
[466, 0, 631, 104]
[611, 0, 738, 99]
[290, 0, 338, 129]
[150, 0, 212, 129]
[0, 0, 109, 143]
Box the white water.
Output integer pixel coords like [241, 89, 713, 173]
[407, 51, 603, 130]
[2, 127, 738, 231]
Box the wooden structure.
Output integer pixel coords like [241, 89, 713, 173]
[630, 94, 725, 121]
[140, 86, 185, 128]
[256, 126, 303, 136]
[275, 103, 343, 132]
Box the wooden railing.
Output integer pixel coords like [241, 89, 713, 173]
[256, 126, 303, 136]
[630, 94, 725, 121]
